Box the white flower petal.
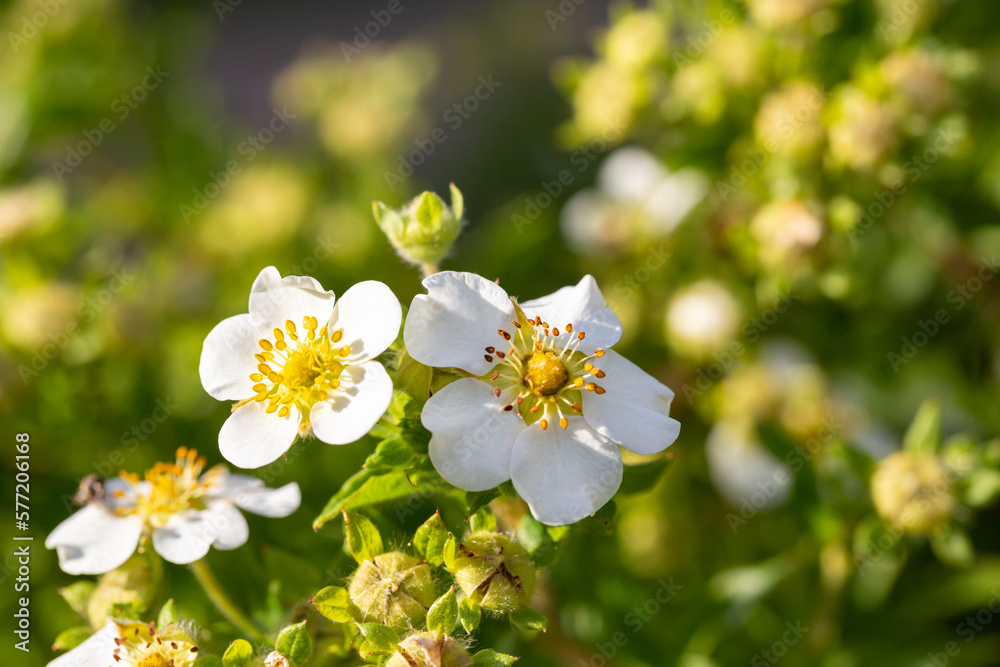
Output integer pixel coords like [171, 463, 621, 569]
[248, 266, 335, 333]
[45, 505, 143, 575]
[518, 275, 622, 354]
[581, 349, 680, 455]
[310, 361, 392, 445]
[707, 420, 792, 509]
[219, 400, 301, 469]
[643, 169, 708, 235]
[404, 271, 516, 375]
[510, 418, 622, 526]
[208, 502, 249, 551]
[599, 146, 668, 203]
[423, 378, 523, 491]
[48, 619, 119, 667]
[152, 510, 217, 564]
[329, 280, 402, 362]
[210, 472, 302, 518]
[199, 313, 260, 401]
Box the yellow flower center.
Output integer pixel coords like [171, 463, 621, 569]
[483, 304, 608, 430]
[113, 447, 221, 527]
[112, 621, 200, 667]
[247, 316, 350, 423]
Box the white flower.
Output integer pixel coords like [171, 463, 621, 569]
[706, 419, 792, 510]
[560, 146, 708, 255]
[665, 280, 741, 359]
[48, 619, 200, 667]
[404, 271, 681, 526]
[199, 266, 401, 468]
[45, 448, 301, 575]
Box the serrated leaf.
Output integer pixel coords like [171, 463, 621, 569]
[157, 599, 179, 628]
[459, 597, 481, 633]
[311, 585, 355, 623]
[275, 620, 312, 666]
[618, 457, 672, 495]
[413, 511, 450, 566]
[903, 399, 941, 454]
[222, 638, 254, 667]
[58, 581, 96, 615]
[314, 469, 441, 530]
[466, 488, 500, 518]
[427, 587, 459, 635]
[469, 507, 497, 533]
[473, 649, 519, 666]
[509, 606, 547, 633]
[355, 623, 399, 653]
[52, 626, 93, 651]
[364, 438, 414, 471]
[344, 512, 384, 563]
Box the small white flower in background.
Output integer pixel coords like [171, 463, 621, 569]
[560, 146, 708, 255]
[404, 271, 681, 526]
[48, 618, 200, 667]
[665, 280, 741, 359]
[706, 419, 793, 510]
[45, 447, 301, 575]
[200, 266, 401, 468]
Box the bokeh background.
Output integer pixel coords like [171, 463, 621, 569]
[3, 0, 1000, 665]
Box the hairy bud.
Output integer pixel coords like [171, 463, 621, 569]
[386, 632, 473, 667]
[348, 551, 437, 631]
[449, 531, 536, 614]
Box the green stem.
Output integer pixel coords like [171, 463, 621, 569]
[189, 558, 267, 644]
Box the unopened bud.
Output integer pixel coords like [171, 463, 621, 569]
[871, 451, 955, 535]
[348, 551, 437, 632]
[372, 185, 464, 271]
[87, 554, 156, 629]
[386, 632, 473, 667]
[449, 532, 536, 614]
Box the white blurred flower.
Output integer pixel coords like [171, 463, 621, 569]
[665, 280, 741, 359]
[561, 147, 708, 255]
[750, 200, 824, 269]
[45, 447, 300, 574]
[199, 267, 401, 468]
[404, 271, 680, 526]
[706, 419, 793, 509]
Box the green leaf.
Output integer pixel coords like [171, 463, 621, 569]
[364, 438, 414, 471]
[108, 600, 145, 620]
[413, 511, 451, 566]
[903, 399, 941, 454]
[157, 599, 179, 628]
[275, 620, 312, 666]
[222, 638, 254, 667]
[427, 587, 459, 635]
[52, 626, 93, 651]
[311, 585, 355, 623]
[396, 350, 434, 406]
[442, 533, 460, 570]
[344, 511, 384, 563]
[473, 649, 519, 666]
[414, 191, 445, 227]
[449, 183, 464, 221]
[57, 581, 96, 615]
[466, 488, 500, 518]
[965, 469, 1000, 507]
[314, 470, 442, 530]
[193, 657, 225, 667]
[355, 623, 400, 653]
[509, 606, 547, 633]
[931, 525, 974, 568]
[469, 506, 497, 533]
[617, 457, 672, 495]
[459, 597, 482, 633]
[400, 415, 433, 454]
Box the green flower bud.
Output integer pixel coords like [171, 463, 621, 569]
[871, 451, 956, 535]
[385, 632, 473, 667]
[449, 532, 536, 614]
[348, 551, 437, 632]
[372, 185, 464, 272]
[87, 554, 157, 629]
